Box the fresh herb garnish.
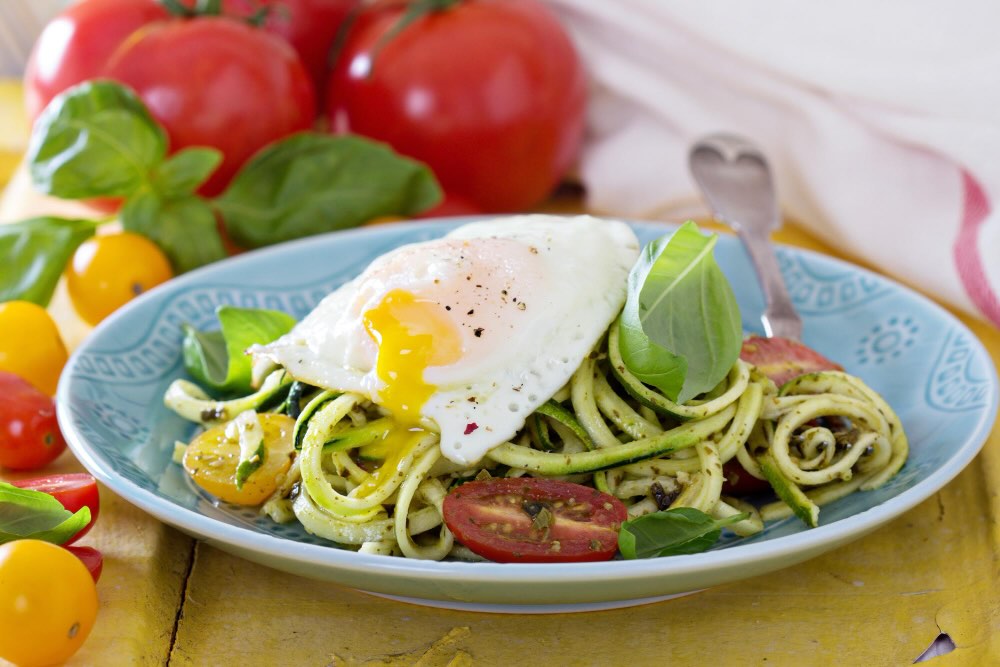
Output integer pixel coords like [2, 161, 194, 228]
[618, 507, 747, 559]
[0, 217, 98, 305]
[182, 306, 297, 397]
[0, 483, 91, 545]
[618, 221, 742, 403]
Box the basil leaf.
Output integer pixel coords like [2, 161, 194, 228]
[215, 133, 442, 249]
[0, 217, 97, 305]
[152, 147, 224, 198]
[618, 507, 748, 559]
[618, 222, 742, 403]
[0, 483, 92, 545]
[27, 80, 166, 199]
[121, 189, 227, 273]
[183, 306, 297, 396]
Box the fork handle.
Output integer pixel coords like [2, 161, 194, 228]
[736, 227, 802, 340]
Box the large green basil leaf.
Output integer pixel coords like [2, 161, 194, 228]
[0, 483, 91, 545]
[214, 133, 442, 249]
[152, 147, 223, 198]
[183, 306, 297, 396]
[121, 189, 227, 273]
[618, 507, 747, 559]
[0, 217, 98, 305]
[618, 222, 742, 403]
[27, 80, 166, 199]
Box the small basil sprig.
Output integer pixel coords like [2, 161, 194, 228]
[183, 306, 297, 397]
[618, 222, 742, 403]
[0, 483, 91, 545]
[618, 507, 748, 559]
[0, 217, 98, 305]
[8, 79, 443, 305]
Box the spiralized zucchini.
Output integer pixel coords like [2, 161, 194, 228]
[165, 328, 908, 561]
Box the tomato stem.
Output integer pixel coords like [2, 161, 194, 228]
[366, 0, 465, 77]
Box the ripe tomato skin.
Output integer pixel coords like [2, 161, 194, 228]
[721, 459, 770, 496]
[740, 335, 843, 387]
[65, 546, 104, 583]
[0, 301, 68, 396]
[327, 0, 587, 212]
[442, 478, 626, 563]
[416, 192, 482, 218]
[66, 232, 174, 326]
[222, 0, 356, 101]
[23, 0, 169, 121]
[12, 474, 100, 544]
[0, 540, 99, 667]
[0, 371, 67, 471]
[106, 17, 317, 195]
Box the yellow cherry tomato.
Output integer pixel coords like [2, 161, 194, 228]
[0, 539, 99, 667]
[0, 300, 68, 395]
[66, 232, 173, 326]
[183, 413, 296, 505]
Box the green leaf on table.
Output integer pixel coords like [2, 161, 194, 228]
[618, 507, 748, 559]
[152, 147, 224, 198]
[0, 483, 92, 545]
[121, 189, 227, 273]
[0, 217, 98, 306]
[27, 79, 166, 199]
[618, 222, 742, 403]
[214, 133, 442, 249]
[183, 306, 297, 396]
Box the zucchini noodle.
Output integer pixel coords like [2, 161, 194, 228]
[165, 321, 908, 561]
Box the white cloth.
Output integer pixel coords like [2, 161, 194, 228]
[548, 0, 1000, 328]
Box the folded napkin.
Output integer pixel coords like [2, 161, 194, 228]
[548, 0, 1000, 328]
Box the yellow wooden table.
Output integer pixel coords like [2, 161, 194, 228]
[2, 83, 999, 666]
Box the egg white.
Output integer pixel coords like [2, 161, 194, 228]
[253, 215, 639, 465]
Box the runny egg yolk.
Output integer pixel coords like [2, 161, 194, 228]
[362, 289, 464, 424]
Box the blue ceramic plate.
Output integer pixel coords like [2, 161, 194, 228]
[57, 219, 998, 611]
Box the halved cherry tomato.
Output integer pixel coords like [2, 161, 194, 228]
[721, 459, 770, 497]
[0, 540, 98, 667]
[0, 301, 68, 396]
[12, 474, 100, 544]
[183, 414, 296, 505]
[0, 371, 67, 470]
[739, 335, 843, 387]
[65, 232, 174, 326]
[442, 478, 627, 563]
[65, 546, 104, 583]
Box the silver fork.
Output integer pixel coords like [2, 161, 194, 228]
[688, 133, 802, 340]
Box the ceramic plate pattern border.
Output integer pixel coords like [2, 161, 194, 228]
[57, 219, 999, 609]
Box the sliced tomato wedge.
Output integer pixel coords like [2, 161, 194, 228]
[65, 545, 103, 583]
[12, 473, 100, 544]
[721, 459, 770, 496]
[739, 335, 843, 387]
[442, 478, 626, 563]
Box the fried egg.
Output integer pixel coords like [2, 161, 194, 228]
[252, 215, 640, 465]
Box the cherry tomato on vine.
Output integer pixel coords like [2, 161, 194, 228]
[65, 232, 173, 326]
[442, 478, 627, 562]
[65, 546, 104, 583]
[327, 0, 587, 212]
[12, 474, 100, 544]
[23, 0, 169, 121]
[105, 17, 316, 195]
[0, 301, 67, 396]
[0, 371, 67, 470]
[182, 414, 296, 505]
[0, 540, 99, 667]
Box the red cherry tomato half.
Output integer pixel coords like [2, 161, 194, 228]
[12, 474, 100, 544]
[327, 0, 586, 212]
[739, 335, 844, 387]
[65, 546, 104, 583]
[0, 371, 67, 471]
[442, 478, 626, 563]
[23, 0, 169, 121]
[105, 17, 316, 195]
[720, 459, 771, 497]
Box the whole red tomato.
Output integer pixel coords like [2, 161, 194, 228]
[105, 17, 317, 195]
[23, 0, 169, 121]
[222, 0, 357, 102]
[0, 372, 67, 470]
[326, 0, 587, 212]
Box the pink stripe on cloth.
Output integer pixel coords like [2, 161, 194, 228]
[954, 171, 1000, 327]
